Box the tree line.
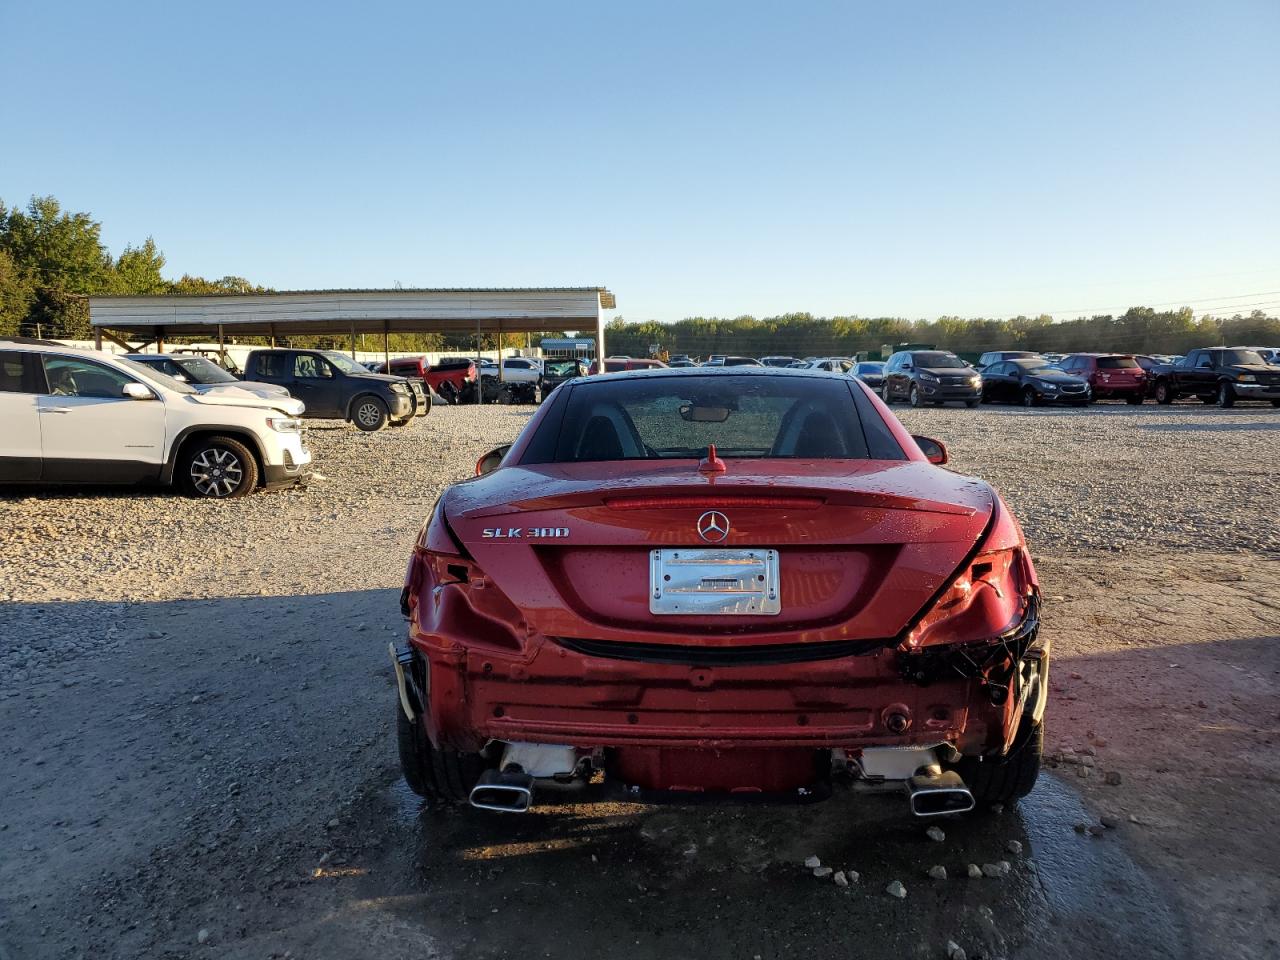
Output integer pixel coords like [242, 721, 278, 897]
[3, 195, 1275, 357]
[605, 308, 1279, 362]
[0, 196, 267, 340]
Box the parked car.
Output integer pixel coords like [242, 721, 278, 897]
[1229, 346, 1280, 365]
[242, 348, 419, 431]
[588, 358, 669, 374]
[1150, 347, 1280, 407]
[760, 356, 799, 367]
[851, 361, 886, 389]
[806, 357, 856, 373]
[0, 339, 310, 496]
[539, 358, 587, 400]
[393, 367, 1046, 815]
[373, 355, 477, 401]
[980, 359, 1090, 406]
[478, 357, 543, 384]
[977, 351, 1041, 371]
[881, 350, 982, 407]
[1055, 354, 1146, 404]
[171, 347, 243, 375]
[667, 359, 698, 367]
[125, 353, 291, 400]
[720, 356, 763, 367]
[703, 355, 727, 367]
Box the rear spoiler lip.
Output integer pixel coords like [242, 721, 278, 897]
[454, 488, 982, 520]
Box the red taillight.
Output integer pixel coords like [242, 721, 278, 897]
[904, 494, 1037, 648]
[404, 503, 473, 618]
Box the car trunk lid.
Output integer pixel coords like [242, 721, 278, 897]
[444, 460, 993, 644]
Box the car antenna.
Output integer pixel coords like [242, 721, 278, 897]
[699, 443, 727, 475]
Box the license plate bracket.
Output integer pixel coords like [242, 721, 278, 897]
[649, 548, 780, 616]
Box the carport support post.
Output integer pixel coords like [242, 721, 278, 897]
[497, 319, 504, 382]
[217, 324, 226, 365]
[382, 321, 390, 371]
[350, 322, 357, 361]
[595, 295, 606, 369]
[94, 327, 103, 350]
[475, 317, 482, 404]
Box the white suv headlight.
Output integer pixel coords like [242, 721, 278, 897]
[266, 417, 302, 433]
[391, 382, 409, 395]
[919, 371, 939, 382]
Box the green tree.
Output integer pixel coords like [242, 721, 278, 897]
[0, 247, 33, 337]
[0, 196, 114, 336]
[112, 238, 169, 294]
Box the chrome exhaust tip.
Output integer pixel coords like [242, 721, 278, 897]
[907, 771, 975, 817]
[469, 769, 535, 813]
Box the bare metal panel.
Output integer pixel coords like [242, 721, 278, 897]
[649, 548, 781, 616]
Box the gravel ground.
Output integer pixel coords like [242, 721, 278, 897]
[1, 400, 1278, 960]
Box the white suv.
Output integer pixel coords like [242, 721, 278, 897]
[478, 357, 542, 384]
[0, 340, 312, 498]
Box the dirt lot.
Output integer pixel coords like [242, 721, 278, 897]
[1, 402, 1277, 960]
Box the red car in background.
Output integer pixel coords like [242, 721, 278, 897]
[587, 357, 669, 374]
[375, 356, 477, 397]
[393, 368, 1046, 818]
[1055, 353, 1147, 403]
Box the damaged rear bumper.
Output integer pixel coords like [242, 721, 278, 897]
[407, 595, 1044, 774]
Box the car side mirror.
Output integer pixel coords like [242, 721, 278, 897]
[475, 444, 512, 476]
[912, 435, 948, 466]
[122, 383, 154, 400]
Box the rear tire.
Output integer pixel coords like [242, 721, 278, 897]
[396, 705, 487, 802]
[964, 399, 978, 408]
[353, 397, 389, 432]
[1125, 393, 1144, 405]
[1217, 382, 1236, 408]
[960, 719, 1043, 812]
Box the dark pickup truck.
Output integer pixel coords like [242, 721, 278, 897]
[243, 349, 423, 430]
[1151, 347, 1280, 408]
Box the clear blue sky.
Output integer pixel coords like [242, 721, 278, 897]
[3, 1, 1277, 322]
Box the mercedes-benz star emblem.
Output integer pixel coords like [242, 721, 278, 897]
[696, 510, 730, 543]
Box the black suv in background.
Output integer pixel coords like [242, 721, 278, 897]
[242, 349, 421, 431]
[881, 350, 982, 407]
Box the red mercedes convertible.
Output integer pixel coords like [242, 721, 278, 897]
[393, 367, 1047, 816]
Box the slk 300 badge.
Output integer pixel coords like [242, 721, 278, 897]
[483, 527, 570, 539]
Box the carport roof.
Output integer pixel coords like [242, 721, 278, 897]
[89, 288, 613, 336]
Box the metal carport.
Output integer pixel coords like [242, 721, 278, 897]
[88, 287, 615, 376]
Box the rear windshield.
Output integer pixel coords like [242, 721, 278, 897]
[912, 352, 966, 369]
[1097, 356, 1140, 369]
[544, 360, 579, 377]
[540, 374, 883, 462]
